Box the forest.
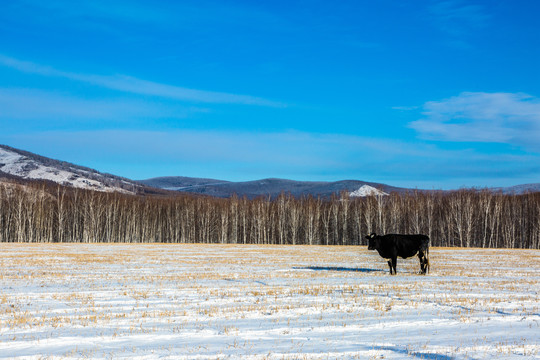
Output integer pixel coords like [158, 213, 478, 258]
[0, 182, 539, 248]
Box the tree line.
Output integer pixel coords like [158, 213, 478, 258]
[0, 182, 539, 248]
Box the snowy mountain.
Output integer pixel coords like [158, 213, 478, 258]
[0, 145, 141, 194]
[349, 185, 388, 197]
[141, 176, 540, 198]
[138, 177, 405, 198]
[2, 144, 539, 198]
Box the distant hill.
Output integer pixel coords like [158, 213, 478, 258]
[0, 145, 155, 194]
[2, 144, 538, 198]
[491, 183, 540, 194]
[138, 177, 406, 198]
[139, 177, 540, 198]
[140, 176, 232, 190]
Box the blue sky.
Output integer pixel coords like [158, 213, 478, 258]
[1, 0, 539, 189]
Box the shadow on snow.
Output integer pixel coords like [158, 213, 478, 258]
[373, 345, 457, 360]
[294, 266, 385, 273]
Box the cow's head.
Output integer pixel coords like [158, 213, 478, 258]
[365, 233, 378, 250]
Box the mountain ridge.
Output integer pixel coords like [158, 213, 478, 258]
[1, 144, 539, 197]
[0, 144, 162, 194]
[136, 176, 406, 198]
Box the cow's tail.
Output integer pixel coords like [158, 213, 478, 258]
[422, 235, 430, 274]
[425, 245, 430, 274]
[420, 235, 429, 274]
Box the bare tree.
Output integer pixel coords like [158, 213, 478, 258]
[0, 181, 539, 248]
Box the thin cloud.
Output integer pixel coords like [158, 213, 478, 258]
[0, 54, 284, 107]
[427, 0, 491, 48]
[392, 106, 420, 111]
[409, 92, 540, 152]
[0, 88, 208, 121]
[15, 0, 170, 24]
[428, 1, 490, 36]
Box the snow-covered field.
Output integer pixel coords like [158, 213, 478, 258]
[0, 244, 538, 359]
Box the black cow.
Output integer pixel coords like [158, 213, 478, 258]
[365, 233, 430, 275]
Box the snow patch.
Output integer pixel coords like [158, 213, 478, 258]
[349, 184, 388, 197]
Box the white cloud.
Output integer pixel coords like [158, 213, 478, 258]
[428, 1, 490, 36]
[391, 106, 420, 111]
[0, 88, 207, 121]
[0, 54, 284, 107]
[409, 92, 540, 152]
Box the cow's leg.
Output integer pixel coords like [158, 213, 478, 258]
[418, 251, 428, 274]
[418, 251, 425, 274]
[387, 259, 397, 275]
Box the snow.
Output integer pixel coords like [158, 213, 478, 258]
[0, 244, 538, 359]
[349, 185, 388, 197]
[0, 147, 131, 194]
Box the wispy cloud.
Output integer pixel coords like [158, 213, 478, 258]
[392, 106, 420, 111]
[0, 54, 284, 107]
[409, 92, 540, 152]
[428, 0, 490, 48]
[15, 0, 169, 24]
[429, 1, 490, 35]
[0, 88, 207, 122]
